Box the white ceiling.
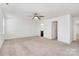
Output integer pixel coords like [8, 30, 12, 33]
[2, 3, 79, 19]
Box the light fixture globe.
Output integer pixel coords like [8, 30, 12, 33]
[34, 16, 38, 19]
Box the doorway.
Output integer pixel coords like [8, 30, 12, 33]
[52, 21, 58, 40]
[40, 31, 44, 37]
[76, 23, 79, 40]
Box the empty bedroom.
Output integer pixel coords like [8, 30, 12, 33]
[0, 3, 79, 56]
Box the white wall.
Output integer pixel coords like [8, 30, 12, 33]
[40, 18, 53, 39]
[0, 7, 5, 48]
[58, 15, 73, 44]
[40, 14, 73, 44]
[5, 14, 40, 39]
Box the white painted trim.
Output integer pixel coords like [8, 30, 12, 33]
[5, 36, 39, 40]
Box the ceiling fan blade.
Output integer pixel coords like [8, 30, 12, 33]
[39, 16, 44, 17]
[38, 17, 41, 20]
[32, 16, 34, 19]
[28, 16, 33, 17]
[6, 3, 8, 5]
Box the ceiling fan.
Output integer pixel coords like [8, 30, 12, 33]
[5, 3, 9, 5]
[32, 13, 44, 20]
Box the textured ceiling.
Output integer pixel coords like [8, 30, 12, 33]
[2, 3, 79, 19]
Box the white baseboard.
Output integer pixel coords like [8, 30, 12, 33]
[5, 36, 39, 40]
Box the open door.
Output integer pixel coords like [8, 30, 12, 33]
[76, 23, 79, 40]
[52, 21, 58, 40]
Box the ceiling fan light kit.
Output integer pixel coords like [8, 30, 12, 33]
[32, 13, 44, 20]
[33, 16, 39, 19]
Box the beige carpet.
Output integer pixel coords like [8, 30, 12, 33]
[0, 36, 79, 56]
